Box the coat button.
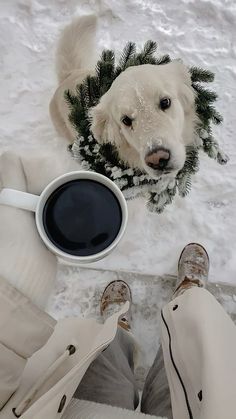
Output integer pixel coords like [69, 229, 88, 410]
[67, 344, 76, 355]
[58, 395, 67, 413]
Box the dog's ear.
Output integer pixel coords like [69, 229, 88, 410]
[166, 61, 195, 113]
[90, 99, 124, 146]
[89, 103, 108, 143]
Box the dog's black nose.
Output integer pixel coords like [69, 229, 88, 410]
[145, 148, 170, 171]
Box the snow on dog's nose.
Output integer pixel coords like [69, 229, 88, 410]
[145, 148, 170, 171]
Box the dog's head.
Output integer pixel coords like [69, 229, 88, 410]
[90, 61, 197, 178]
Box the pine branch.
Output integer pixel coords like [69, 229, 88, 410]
[177, 173, 192, 197]
[193, 84, 218, 103]
[190, 67, 214, 83]
[148, 184, 176, 213]
[118, 42, 136, 70]
[217, 150, 229, 165]
[87, 76, 100, 105]
[211, 109, 223, 125]
[96, 50, 115, 94]
[143, 57, 159, 65]
[156, 54, 171, 65]
[101, 50, 115, 64]
[196, 105, 223, 128]
[64, 90, 79, 108]
[100, 143, 121, 167]
[134, 40, 158, 65]
[142, 40, 158, 58]
[202, 134, 219, 159]
[179, 146, 199, 175]
[76, 83, 89, 109]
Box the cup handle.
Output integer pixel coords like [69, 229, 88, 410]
[0, 188, 39, 212]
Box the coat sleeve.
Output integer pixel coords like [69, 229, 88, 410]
[0, 276, 55, 409]
[0, 151, 56, 406]
[0, 149, 78, 308]
[0, 151, 59, 309]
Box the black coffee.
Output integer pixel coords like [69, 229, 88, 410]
[43, 179, 122, 256]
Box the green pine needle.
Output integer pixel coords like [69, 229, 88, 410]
[118, 42, 136, 69]
[190, 67, 215, 83]
[178, 173, 192, 197]
[142, 40, 158, 57]
[64, 90, 79, 108]
[156, 54, 171, 65]
[193, 84, 218, 103]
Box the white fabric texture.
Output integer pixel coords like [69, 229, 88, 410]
[161, 287, 236, 419]
[63, 399, 165, 419]
[0, 286, 131, 419]
[0, 275, 55, 410]
[0, 151, 57, 308]
[0, 150, 78, 308]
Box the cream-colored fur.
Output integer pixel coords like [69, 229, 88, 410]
[50, 15, 199, 180]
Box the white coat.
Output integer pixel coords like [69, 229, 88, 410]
[0, 275, 164, 419]
[0, 151, 236, 419]
[0, 150, 164, 419]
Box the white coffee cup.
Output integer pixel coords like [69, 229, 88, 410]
[0, 171, 128, 264]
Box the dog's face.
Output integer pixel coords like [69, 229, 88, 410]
[90, 61, 196, 179]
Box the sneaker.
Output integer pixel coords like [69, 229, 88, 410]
[173, 243, 209, 298]
[100, 280, 132, 331]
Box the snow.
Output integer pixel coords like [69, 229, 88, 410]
[1, 0, 236, 381]
[1, 0, 236, 285]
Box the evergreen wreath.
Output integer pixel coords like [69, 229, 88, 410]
[65, 41, 228, 213]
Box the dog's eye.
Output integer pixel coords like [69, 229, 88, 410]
[160, 98, 171, 111]
[122, 116, 133, 127]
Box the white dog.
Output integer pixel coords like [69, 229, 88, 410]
[50, 15, 198, 180]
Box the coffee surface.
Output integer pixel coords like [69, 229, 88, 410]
[43, 179, 122, 256]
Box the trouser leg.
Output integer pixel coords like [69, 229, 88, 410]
[141, 344, 172, 418]
[74, 327, 139, 410]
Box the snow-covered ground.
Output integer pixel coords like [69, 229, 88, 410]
[1, 0, 236, 285]
[1, 0, 236, 385]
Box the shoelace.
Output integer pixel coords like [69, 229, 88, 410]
[12, 344, 76, 417]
